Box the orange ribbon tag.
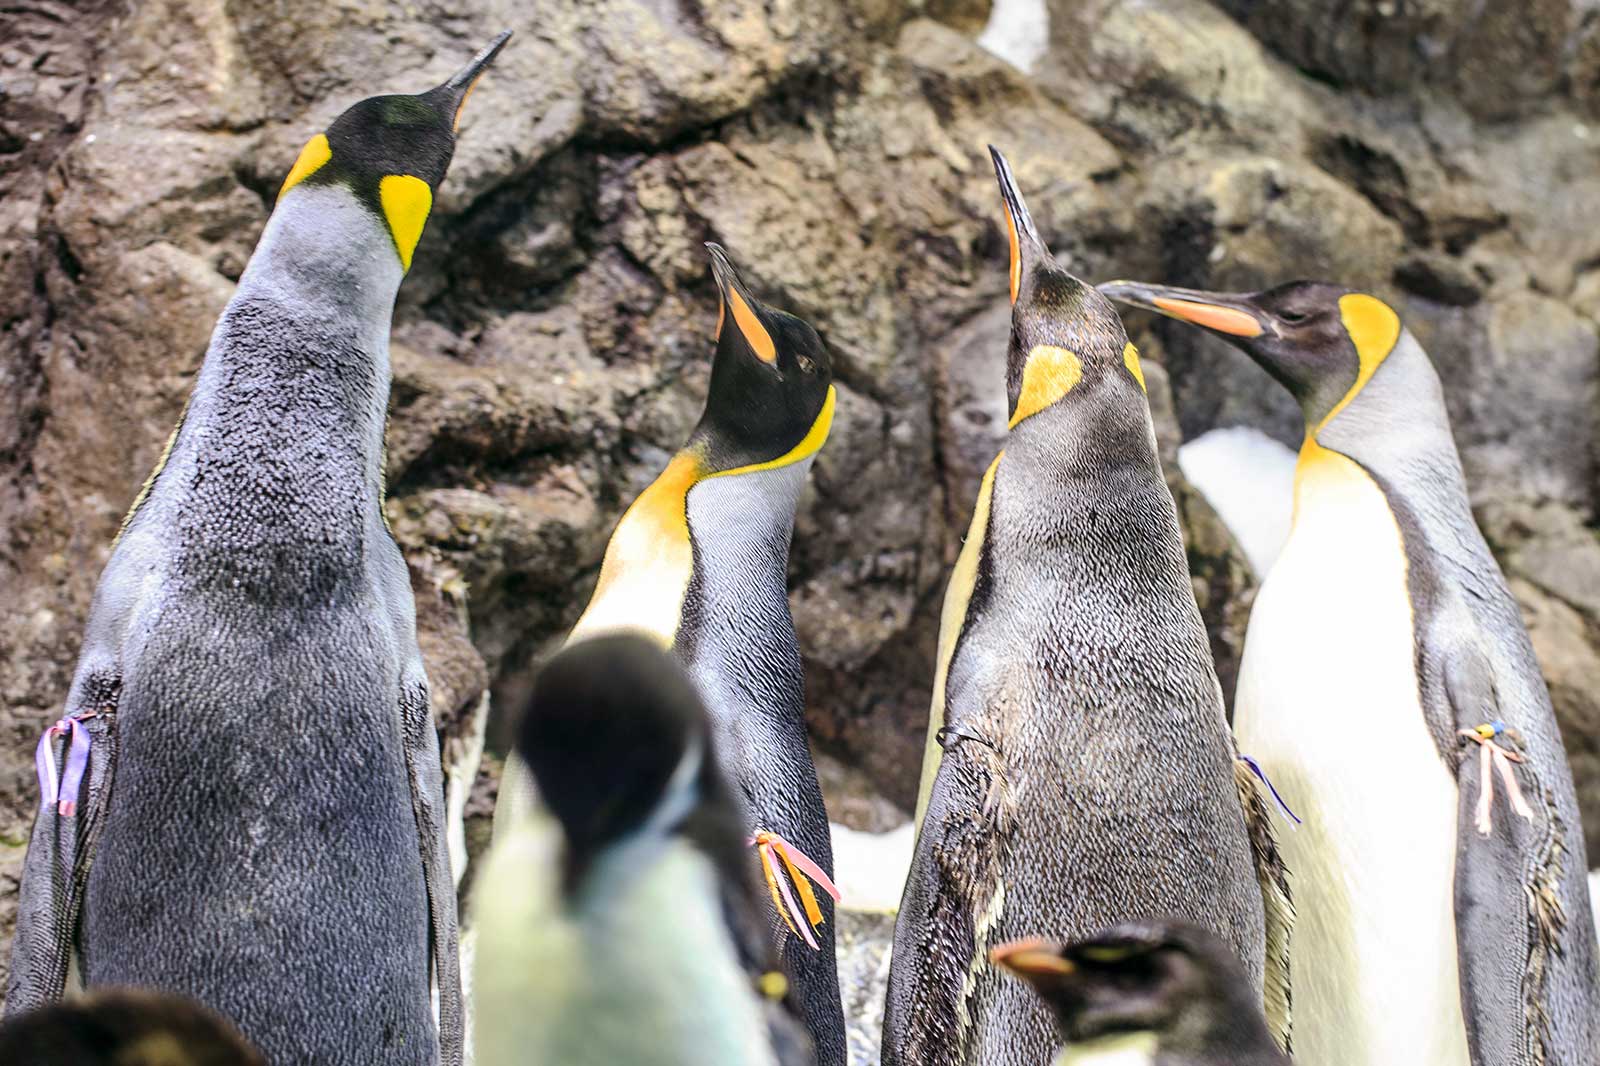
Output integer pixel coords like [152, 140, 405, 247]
[751, 830, 842, 951]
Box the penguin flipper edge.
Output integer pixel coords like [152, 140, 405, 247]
[1232, 758, 1293, 1054]
[401, 678, 464, 1066]
[5, 699, 118, 1015]
[884, 747, 1007, 1066]
[1442, 646, 1563, 1066]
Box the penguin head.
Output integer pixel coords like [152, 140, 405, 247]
[515, 633, 752, 899]
[0, 989, 266, 1065]
[990, 147, 1144, 430]
[1097, 278, 1403, 432]
[272, 30, 511, 271]
[992, 920, 1265, 1048]
[689, 244, 836, 475]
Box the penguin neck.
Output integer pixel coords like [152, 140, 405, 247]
[186, 188, 403, 493]
[1294, 330, 1468, 520]
[1001, 383, 1162, 522]
[238, 184, 407, 335]
[685, 458, 807, 571]
[153, 187, 406, 558]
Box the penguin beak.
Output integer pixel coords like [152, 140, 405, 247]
[988, 145, 1050, 305]
[705, 242, 778, 365]
[1097, 280, 1266, 339]
[991, 938, 1076, 979]
[426, 29, 513, 131]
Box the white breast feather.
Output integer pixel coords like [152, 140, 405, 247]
[1234, 449, 1468, 1066]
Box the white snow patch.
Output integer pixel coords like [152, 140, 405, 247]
[830, 821, 916, 914]
[1178, 426, 1299, 578]
[976, 0, 1049, 74]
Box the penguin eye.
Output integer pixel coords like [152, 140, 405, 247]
[796, 355, 816, 374]
[1278, 310, 1311, 325]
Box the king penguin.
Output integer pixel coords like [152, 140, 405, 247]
[474, 633, 809, 1066]
[4, 34, 511, 1066]
[1098, 278, 1600, 1065]
[0, 990, 267, 1066]
[881, 148, 1288, 1066]
[493, 242, 845, 1065]
[991, 920, 1291, 1066]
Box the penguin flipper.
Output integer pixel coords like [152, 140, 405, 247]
[1443, 646, 1570, 1066]
[884, 735, 1009, 1066]
[400, 677, 464, 1066]
[1232, 758, 1294, 1054]
[5, 702, 117, 1014]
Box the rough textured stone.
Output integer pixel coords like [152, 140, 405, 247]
[1215, 0, 1586, 121]
[4, 0, 1600, 1001]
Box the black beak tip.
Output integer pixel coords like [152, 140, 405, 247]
[705, 242, 740, 291]
[447, 29, 513, 91]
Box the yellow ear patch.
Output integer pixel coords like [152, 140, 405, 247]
[1009, 345, 1083, 429]
[378, 174, 433, 272]
[1122, 342, 1147, 393]
[728, 286, 777, 364]
[279, 134, 331, 200]
[1321, 293, 1402, 430]
[1338, 293, 1401, 380]
[1005, 212, 1021, 304]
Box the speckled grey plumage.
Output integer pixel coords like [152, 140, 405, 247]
[677, 458, 846, 1066]
[5, 185, 459, 1065]
[884, 378, 1267, 1066]
[884, 178, 1269, 1065]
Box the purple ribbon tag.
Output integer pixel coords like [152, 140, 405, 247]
[1239, 754, 1301, 828]
[34, 717, 92, 818]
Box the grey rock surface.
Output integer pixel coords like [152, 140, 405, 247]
[2, 0, 1600, 1004]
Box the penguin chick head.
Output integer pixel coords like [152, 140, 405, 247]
[1097, 278, 1403, 432]
[692, 243, 836, 475]
[989, 147, 1143, 431]
[515, 633, 751, 899]
[273, 30, 512, 270]
[0, 989, 266, 1065]
[991, 920, 1270, 1050]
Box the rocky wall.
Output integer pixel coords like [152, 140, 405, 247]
[2, 0, 1599, 997]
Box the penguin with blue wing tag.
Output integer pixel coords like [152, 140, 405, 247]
[883, 151, 1285, 1066]
[1100, 277, 1600, 1066]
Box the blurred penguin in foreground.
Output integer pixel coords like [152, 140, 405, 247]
[0, 989, 266, 1065]
[993, 920, 1290, 1066]
[473, 634, 809, 1065]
